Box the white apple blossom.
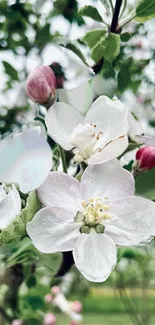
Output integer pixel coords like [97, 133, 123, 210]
[0, 129, 52, 193]
[27, 159, 155, 282]
[45, 96, 129, 165]
[0, 185, 21, 229]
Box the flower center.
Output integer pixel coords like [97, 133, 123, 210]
[70, 123, 103, 163]
[75, 197, 111, 234]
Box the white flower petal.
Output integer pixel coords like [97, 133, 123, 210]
[88, 136, 128, 165]
[81, 159, 134, 201]
[27, 206, 80, 253]
[0, 186, 7, 203]
[73, 233, 117, 282]
[45, 102, 84, 150]
[127, 111, 143, 138]
[57, 80, 94, 115]
[0, 130, 52, 193]
[38, 172, 81, 212]
[105, 197, 155, 246]
[86, 96, 128, 142]
[0, 187, 21, 229]
[136, 135, 155, 147]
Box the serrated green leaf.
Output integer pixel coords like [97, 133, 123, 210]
[79, 5, 103, 22]
[54, 37, 88, 66]
[91, 33, 120, 63]
[2, 61, 19, 81]
[82, 29, 106, 49]
[135, 0, 155, 21]
[135, 168, 155, 200]
[0, 191, 41, 244]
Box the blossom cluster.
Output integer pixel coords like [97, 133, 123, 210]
[1, 65, 155, 283]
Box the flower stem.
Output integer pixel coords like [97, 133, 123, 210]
[59, 146, 68, 173]
[110, 0, 123, 32]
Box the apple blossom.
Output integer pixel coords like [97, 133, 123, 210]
[52, 292, 82, 322]
[26, 66, 56, 107]
[51, 286, 61, 295]
[43, 313, 56, 325]
[0, 185, 21, 230]
[0, 129, 52, 193]
[136, 146, 155, 170]
[45, 96, 128, 165]
[27, 159, 155, 282]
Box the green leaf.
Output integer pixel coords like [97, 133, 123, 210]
[2, 61, 19, 81]
[82, 29, 106, 49]
[120, 32, 131, 42]
[135, 0, 155, 21]
[0, 191, 41, 244]
[54, 37, 88, 66]
[135, 168, 155, 200]
[118, 59, 132, 92]
[91, 33, 120, 63]
[79, 5, 103, 22]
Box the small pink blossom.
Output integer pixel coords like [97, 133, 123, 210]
[26, 66, 56, 107]
[71, 301, 82, 313]
[44, 313, 56, 325]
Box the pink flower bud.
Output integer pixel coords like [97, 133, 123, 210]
[136, 146, 155, 170]
[44, 313, 56, 325]
[12, 320, 23, 325]
[51, 286, 60, 295]
[69, 322, 78, 325]
[45, 293, 53, 303]
[71, 301, 82, 313]
[26, 66, 56, 107]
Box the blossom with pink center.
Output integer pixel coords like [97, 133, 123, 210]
[26, 66, 56, 107]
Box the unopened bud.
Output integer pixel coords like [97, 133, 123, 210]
[51, 286, 60, 295]
[71, 301, 82, 313]
[80, 225, 90, 234]
[95, 224, 105, 234]
[26, 66, 56, 108]
[45, 293, 53, 303]
[43, 313, 56, 325]
[12, 320, 23, 325]
[136, 146, 155, 170]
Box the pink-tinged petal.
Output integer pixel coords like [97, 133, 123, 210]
[45, 102, 84, 150]
[81, 159, 134, 202]
[88, 136, 128, 165]
[86, 96, 128, 142]
[0, 130, 52, 193]
[38, 172, 81, 212]
[105, 197, 155, 246]
[27, 207, 80, 253]
[73, 233, 117, 282]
